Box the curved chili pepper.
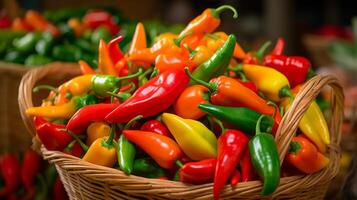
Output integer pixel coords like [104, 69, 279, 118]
[287, 136, 329, 173]
[190, 34, 236, 84]
[98, 39, 117, 75]
[271, 37, 285, 56]
[133, 158, 166, 178]
[86, 122, 111, 145]
[66, 75, 95, 96]
[66, 103, 119, 134]
[175, 32, 204, 50]
[191, 45, 214, 66]
[105, 69, 189, 123]
[123, 130, 183, 169]
[155, 53, 194, 73]
[179, 159, 216, 184]
[0, 154, 21, 197]
[173, 85, 209, 120]
[78, 60, 95, 75]
[25, 10, 60, 36]
[140, 119, 170, 137]
[249, 115, 280, 196]
[129, 22, 147, 55]
[230, 169, 241, 187]
[162, 113, 217, 160]
[241, 149, 254, 182]
[178, 5, 237, 38]
[21, 150, 41, 191]
[108, 35, 124, 64]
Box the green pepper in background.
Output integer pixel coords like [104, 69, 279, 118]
[0, 30, 26, 42]
[91, 26, 111, 45]
[52, 44, 82, 62]
[132, 158, 166, 178]
[143, 20, 166, 46]
[25, 54, 52, 66]
[58, 23, 76, 41]
[82, 29, 93, 41]
[81, 53, 97, 69]
[35, 32, 55, 56]
[119, 22, 137, 49]
[13, 32, 41, 53]
[44, 8, 87, 24]
[0, 41, 8, 58]
[4, 51, 26, 64]
[74, 38, 96, 54]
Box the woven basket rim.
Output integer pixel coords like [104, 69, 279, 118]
[18, 63, 345, 199]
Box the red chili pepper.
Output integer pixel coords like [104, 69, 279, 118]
[0, 154, 21, 197]
[123, 130, 183, 169]
[243, 41, 271, 64]
[21, 150, 41, 191]
[35, 117, 73, 151]
[0, 13, 11, 29]
[140, 120, 170, 137]
[240, 149, 254, 182]
[83, 10, 119, 35]
[53, 176, 69, 200]
[105, 69, 189, 123]
[179, 159, 216, 184]
[66, 103, 119, 133]
[108, 35, 124, 65]
[64, 141, 85, 158]
[214, 129, 249, 200]
[237, 79, 258, 94]
[271, 37, 285, 55]
[12, 18, 33, 32]
[230, 169, 241, 187]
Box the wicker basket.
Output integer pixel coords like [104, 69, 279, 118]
[18, 64, 344, 200]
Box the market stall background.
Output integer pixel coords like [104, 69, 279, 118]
[0, 0, 356, 199]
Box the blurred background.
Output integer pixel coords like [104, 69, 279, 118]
[0, 0, 357, 199]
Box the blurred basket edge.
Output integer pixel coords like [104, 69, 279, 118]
[0, 62, 76, 154]
[18, 63, 344, 200]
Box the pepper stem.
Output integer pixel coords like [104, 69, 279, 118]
[174, 31, 193, 46]
[237, 71, 248, 82]
[175, 160, 183, 168]
[213, 5, 238, 19]
[255, 41, 271, 63]
[255, 115, 266, 135]
[116, 68, 143, 81]
[184, 67, 217, 92]
[150, 68, 159, 79]
[124, 115, 143, 130]
[105, 124, 116, 146]
[279, 85, 294, 100]
[306, 68, 316, 80]
[33, 85, 59, 95]
[139, 67, 153, 81]
[60, 129, 89, 152]
[289, 141, 302, 154]
[267, 101, 278, 118]
[206, 33, 220, 40]
[213, 118, 226, 133]
[110, 88, 120, 103]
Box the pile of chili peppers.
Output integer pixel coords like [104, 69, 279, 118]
[0, 150, 68, 200]
[26, 5, 331, 199]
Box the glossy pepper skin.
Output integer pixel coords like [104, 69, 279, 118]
[281, 85, 329, 152]
[26, 94, 98, 119]
[83, 10, 120, 36]
[133, 158, 166, 178]
[241, 149, 255, 182]
[34, 117, 73, 151]
[173, 85, 209, 120]
[123, 130, 183, 169]
[140, 120, 170, 137]
[78, 60, 95, 75]
[108, 35, 124, 64]
[192, 45, 214, 66]
[205, 32, 246, 59]
[198, 104, 275, 135]
[249, 115, 280, 196]
[128, 22, 147, 56]
[21, 150, 41, 191]
[162, 113, 217, 160]
[190, 34, 236, 84]
[66, 103, 119, 134]
[180, 159, 216, 184]
[98, 39, 117, 75]
[105, 69, 189, 123]
[214, 129, 249, 200]
[86, 122, 111, 145]
[242, 64, 293, 102]
[0, 154, 21, 197]
[287, 136, 329, 173]
[155, 53, 195, 73]
[230, 170, 241, 187]
[178, 5, 237, 38]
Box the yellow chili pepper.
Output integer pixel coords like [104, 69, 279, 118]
[192, 45, 214, 66]
[66, 74, 94, 96]
[86, 122, 111, 146]
[242, 64, 292, 101]
[162, 113, 217, 160]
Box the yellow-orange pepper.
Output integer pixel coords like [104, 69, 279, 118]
[86, 122, 111, 146]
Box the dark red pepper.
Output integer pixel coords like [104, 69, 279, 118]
[108, 35, 124, 64]
[214, 129, 249, 200]
[140, 120, 170, 137]
[0, 154, 21, 197]
[66, 103, 119, 133]
[230, 169, 241, 187]
[83, 10, 120, 35]
[240, 149, 254, 182]
[21, 150, 41, 191]
[35, 117, 73, 151]
[64, 141, 85, 158]
[53, 176, 69, 200]
[179, 159, 216, 184]
[0, 13, 11, 29]
[105, 69, 189, 123]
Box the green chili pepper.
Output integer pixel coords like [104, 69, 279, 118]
[118, 115, 143, 175]
[13, 32, 41, 53]
[44, 8, 87, 24]
[4, 51, 26, 64]
[58, 23, 75, 41]
[249, 115, 280, 196]
[74, 38, 96, 53]
[132, 158, 166, 178]
[189, 34, 236, 85]
[198, 104, 273, 135]
[91, 26, 111, 45]
[25, 54, 52, 66]
[92, 68, 143, 97]
[0, 30, 25, 42]
[74, 94, 98, 109]
[52, 44, 82, 62]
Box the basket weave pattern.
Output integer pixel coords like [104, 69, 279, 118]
[18, 64, 344, 199]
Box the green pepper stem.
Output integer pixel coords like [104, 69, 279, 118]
[110, 88, 120, 103]
[175, 160, 183, 168]
[237, 71, 248, 82]
[306, 68, 316, 80]
[139, 67, 153, 81]
[279, 86, 294, 100]
[255, 115, 266, 135]
[255, 41, 271, 63]
[279, 105, 285, 117]
[150, 68, 159, 79]
[116, 68, 143, 81]
[124, 115, 143, 130]
[213, 118, 226, 133]
[289, 141, 302, 154]
[184, 67, 217, 92]
[105, 124, 116, 146]
[267, 101, 278, 118]
[213, 5, 238, 19]
[174, 31, 193, 46]
[124, 82, 137, 93]
[60, 129, 89, 151]
[33, 85, 58, 95]
[65, 140, 76, 151]
[206, 33, 220, 40]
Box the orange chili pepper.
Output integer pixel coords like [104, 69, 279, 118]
[67, 18, 85, 37]
[78, 60, 95, 75]
[205, 32, 246, 59]
[178, 5, 237, 38]
[24, 10, 60, 36]
[287, 136, 329, 174]
[98, 39, 117, 75]
[128, 22, 147, 55]
[11, 18, 33, 32]
[174, 85, 209, 119]
[155, 53, 195, 73]
[191, 45, 214, 66]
